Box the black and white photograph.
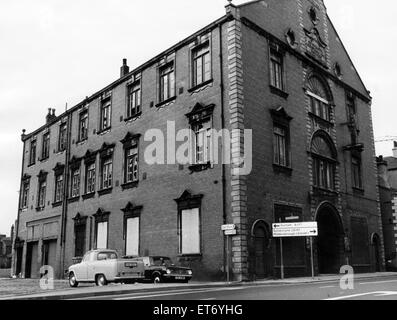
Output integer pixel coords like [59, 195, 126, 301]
[1, 0, 397, 309]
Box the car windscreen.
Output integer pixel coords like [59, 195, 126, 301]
[152, 257, 173, 266]
[97, 252, 118, 260]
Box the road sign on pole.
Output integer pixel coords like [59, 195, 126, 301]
[272, 222, 318, 238]
[224, 229, 237, 236]
[222, 224, 237, 283]
[221, 224, 236, 231]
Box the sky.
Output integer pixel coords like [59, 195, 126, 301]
[0, 0, 396, 236]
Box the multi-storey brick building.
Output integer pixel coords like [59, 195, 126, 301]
[13, 0, 384, 281]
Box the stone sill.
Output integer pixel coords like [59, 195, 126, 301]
[156, 96, 176, 108]
[272, 164, 292, 176]
[98, 188, 113, 196]
[82, 193, 95, 200]
[124, 111, 142, 123]
[68, 196, 80, 203]
[52, 201, 63, 208]
[121, 181, 139, 191]
[188, 79, 214, 93]
[269, 85, 289, 99]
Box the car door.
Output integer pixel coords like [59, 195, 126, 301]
[86, 251, 97, 281]
[73, 252, 90, 281]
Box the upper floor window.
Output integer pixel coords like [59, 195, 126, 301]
[193, 120, 212, 165]
[58, 123, 67, 152]
[71, 168, 80, 198]
[121, 133, 141, 189]
[273, 124, 289, 167]
[159, 63, 175, 102]
[127, 82, 141, 118]
[270, 49, 284, 91]
[311, 134, 336, 191]
[125, 147, 138, 184]
[186, 103, 215, 170]
[29, 139, 36, 165]
[100, 158, 112, 190]
[38, 180, 47, 208]
[271, 107, 293, 172]
[85, 163, 96, 194]
[347, 95, 356, 121]
[352, 155, 363, 189]
[307, 76, 331, 122]
[42, 132, 50, 160]
[54, 173, 64, 203]
[192, 42, 211, 87]
[21, 179, 30, 209]
[37, 172, 47, 209]
[78, 111, 88, 142]
[100, 98, 111, 131]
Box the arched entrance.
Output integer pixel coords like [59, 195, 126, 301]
[316, 203, 343, 274]
[371, 233, 381, 272]
[252, 221, 272, 279]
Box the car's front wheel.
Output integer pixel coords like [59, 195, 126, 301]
[152, 272, 162, 284]
[69, 272, 79, 288]
[96, 274, 108, 286]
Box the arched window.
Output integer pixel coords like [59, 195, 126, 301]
[307, 76, 331, 121]
[311, 134, 336, 190]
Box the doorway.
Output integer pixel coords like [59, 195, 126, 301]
[316, 204, 343, 274]
[25, 242, 39, 278]
[15, 247, 23, 276]
[372, 233, 381, 272]
[252, 221, 272, 278]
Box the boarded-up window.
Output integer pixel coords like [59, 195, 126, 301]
[96, 222, 108, 249]
[351, 217, 370, 266]
[274, 204, 305, 266]
[125, 217, 139, 256]
[180, 208, 200, 254]
[75, 224, 86, 257]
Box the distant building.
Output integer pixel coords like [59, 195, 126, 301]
[377, 144, 397, 270]
[14, 0, 383, 280]
[0, 233, 12, 269]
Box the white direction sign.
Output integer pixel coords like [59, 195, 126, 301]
[224, 229, 237, 236]
[221, 224, 236, 231]
[272, 222, 318, 238]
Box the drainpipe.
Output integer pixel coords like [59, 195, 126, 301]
[16, 131, 27, 238]
[219, 23, 228, 280]
[60, 112, 72, 278]
[13, 130, 27, 275]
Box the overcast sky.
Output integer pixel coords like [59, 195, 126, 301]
[0, 0, 396, 235]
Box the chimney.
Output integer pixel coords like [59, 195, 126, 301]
[393, 141, 397, 158]
[46, 108, 56, 124]
[120, 58, 129, 78]
[377, 156, 390, 189]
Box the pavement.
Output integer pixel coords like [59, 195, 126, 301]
[1, 272, 397, 300]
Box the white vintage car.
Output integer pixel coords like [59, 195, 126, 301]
[67, 249, 145, 287]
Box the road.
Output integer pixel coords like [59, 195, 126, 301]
[71, 275, 397, 300]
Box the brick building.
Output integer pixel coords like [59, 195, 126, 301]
[13, 0, 384, 281]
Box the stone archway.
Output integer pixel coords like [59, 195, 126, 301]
[251, 221, 272, 279]
[315, 203, 344, 274]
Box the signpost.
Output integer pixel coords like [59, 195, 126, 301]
[222, 224, 236, 283]
[272, 221, 318, 280]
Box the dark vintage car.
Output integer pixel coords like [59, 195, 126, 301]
[127, 256, 193, 283]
